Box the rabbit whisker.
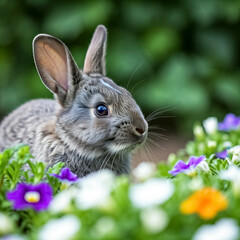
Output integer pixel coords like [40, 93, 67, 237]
[147, 115, 176, 123]
[99, 151, 112, 171]
[110, 152, 118, 172]
[148, 125, 167, 131]
[127, 61, 144, 90]
[131, 79, 146, 95]
[146, 106, 176, 122]
[148, 132, 169, 141]
[146, 105, 175, 117]
[146, 138, 165, 151]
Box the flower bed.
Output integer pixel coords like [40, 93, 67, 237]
[1, 113, 240, 240]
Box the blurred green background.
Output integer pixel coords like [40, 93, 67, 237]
[1, 0, 240, 136]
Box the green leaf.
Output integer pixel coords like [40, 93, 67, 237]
[48, 162, 65, 174]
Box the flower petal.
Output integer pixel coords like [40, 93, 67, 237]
[168, 160, 188, 176]
[218, 113, 240, 131]
[51, 168, 78, 182]
[188, 156, 205, 168]
[216, 149, 228, 159]
[129, 179, 174, 208]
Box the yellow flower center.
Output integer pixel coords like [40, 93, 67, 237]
[60, 182, 69, 191]
[187, 171, 197, 177]
[24, 191, 40, 203]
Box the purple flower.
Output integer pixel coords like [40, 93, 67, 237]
[216, 149, 228, 159]
[168, 155, 206, 176]
[7, 183, 52, 211]
[218, 113, 240, 131]
[51, 168, 78, 182]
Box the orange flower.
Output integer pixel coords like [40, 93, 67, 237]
[180, 187, 228, 220]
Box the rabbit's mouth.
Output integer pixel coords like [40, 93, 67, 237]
[106, 128, 148, 153]
[108, 138, 146, 154]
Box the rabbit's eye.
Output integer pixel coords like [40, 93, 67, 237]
[95, 104, 109, 117]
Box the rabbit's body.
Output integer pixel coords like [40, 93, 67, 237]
[0, 25, 147, 176]
[0, 99, 57, 154]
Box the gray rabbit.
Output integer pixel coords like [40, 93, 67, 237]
[0, 25, 148, 177]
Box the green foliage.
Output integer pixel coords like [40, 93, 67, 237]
[0, 146, 62, 206]
[1, 0, 240, 134]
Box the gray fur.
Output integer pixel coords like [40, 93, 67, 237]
[0, 25, 148, 177]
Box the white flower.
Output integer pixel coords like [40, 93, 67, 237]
[207, 140, 216, 148]
[196, 160, 210, 173]
[38, 215, 80, 240]
[0, 212, 14, 235]
[220, 165, 240, 195]
[129, 178, 174, 208]
[203, 117, 218, 135]
[230, 146, 240, 163]
[132, 162, 156, 181]
[49, 188, 77, 213]
[230, 145, 240, 154]
[232, 155, 240, 163]
[193, 218, 239, 240]
[140, 207, 168, 233]
[220, 165, 240, 181]
[75, 169, 115, 209]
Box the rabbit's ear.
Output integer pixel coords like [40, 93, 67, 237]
[83, 25, 107, 76]
[33, 34, 81, 105]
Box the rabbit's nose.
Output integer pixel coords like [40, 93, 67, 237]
[136, 127, 145, 135]
[134, 119, 148, 137]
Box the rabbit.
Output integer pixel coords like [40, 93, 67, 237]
[0, 25, 148, 177]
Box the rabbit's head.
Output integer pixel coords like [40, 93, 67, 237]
[33, 25, 148, 160]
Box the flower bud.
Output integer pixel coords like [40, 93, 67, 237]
[193, 125, 205, 139]
[203, 117, 218, 135]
